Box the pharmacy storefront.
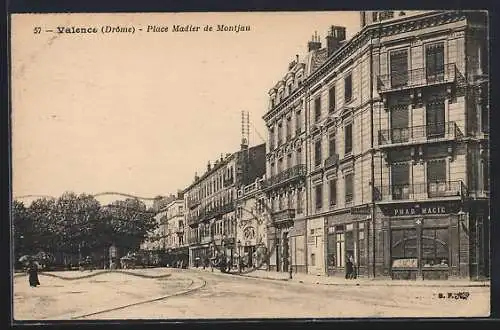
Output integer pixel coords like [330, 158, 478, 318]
[378, 201, 463, 280]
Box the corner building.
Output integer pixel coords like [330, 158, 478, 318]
[263, 10, 489, 280]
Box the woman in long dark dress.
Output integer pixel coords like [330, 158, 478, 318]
[28, 260, 40, 287]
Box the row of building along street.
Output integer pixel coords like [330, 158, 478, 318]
[141, 10, 489, 281]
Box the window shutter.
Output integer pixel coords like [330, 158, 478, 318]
[427, 159, 446, 182]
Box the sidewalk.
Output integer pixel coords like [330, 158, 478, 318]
[192, 267, 490, 287]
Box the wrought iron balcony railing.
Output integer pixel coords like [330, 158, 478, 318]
[263, 164, 306, 190]
[373, 181, 467, 202]
[271, 208, 296, 225]
[377, 63, 457, 93]
[187, 198, 201, 209]
[378, 122, 462, 147]
[324, 153, 339, 169]
[198, 202, 236, 223]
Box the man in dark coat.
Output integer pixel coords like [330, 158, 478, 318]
[345, 255, 354, 280]
[27, 260, 40, 287]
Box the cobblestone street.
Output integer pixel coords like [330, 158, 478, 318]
[13, 268, 490, 320]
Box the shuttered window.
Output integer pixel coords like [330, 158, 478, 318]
[391, 163, 410, 200]
[390, 103, 409, 143]
[426, 99, 445, 138]
[427, 159, 446, 182]
[426, 43, 445, 80]
[390, 49, 408, 88]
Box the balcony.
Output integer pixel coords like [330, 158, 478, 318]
[378, 122, 462, 148]
[263, 164, 306, 191]
[187, 214, 199, 228]
[199, 202, 235, 223]
[223, 177, 234, 187]
[187, 198, 201, 209]
[324, 154, 339, 169]
[374, 181, 467, 202]
[377, 63, 457, 94]
[271, 208, 295, 227]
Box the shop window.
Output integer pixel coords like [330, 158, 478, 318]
[422, 228, 449, 267]
[391, 228, 418, 268]
[358, 223, 365, 267]
[335, 230, 345, 268]
[315, 185, 323, 211]
[390, 49, 408, 88]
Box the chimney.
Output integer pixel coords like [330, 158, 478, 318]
[220, 154, 224, 162]
[307, 31, 322, 52]
[326, 26, 346, 57]
[194, 172, 199, 181]
[207, 161, 211, 172]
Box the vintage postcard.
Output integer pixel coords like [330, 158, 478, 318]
[10, 11, 490, 321]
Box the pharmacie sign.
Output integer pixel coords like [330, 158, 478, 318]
[392, 204, 448, 217]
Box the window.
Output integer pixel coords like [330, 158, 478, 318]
[315, 185, 323, 211]
[336, 229, 345, 267]
[311, 253, 316, 266]
[296, 111, 302, 134]
[390, 102, 410, 143]
[270, 162, 274, 177]
[391, 163, 409, 199]
[329, 135, 336, 157]
[426, 98, 445, 138]
[314, 140, 322, 166]
[481, 87, 489, 133]
[390, 49, 408, 88]
[278, 158, 283, 173]
[427, 159, 447, 197]
[297, 189, 303, 213]
[425, 43, 445, 81]
[344, 73, 352, 103]
[314, 97, 321, 122]
[344, 123, 353, 154]
[483, 158, 489, 191]
[288, 84, 292, 96]
[287, 153, 292, 169]
[287, 192, 293, 208]
[391, 228, 418, 267]
[345, 174, 353, 203]
[329, 85, 336, 111]
[358, 223, 365, 267]
[277, 123, 283, 145]
[296, 148, 302, 165]
[286, 117, 292, 140]
[422, 228, 449, 267]
[329, 179, 337, 206]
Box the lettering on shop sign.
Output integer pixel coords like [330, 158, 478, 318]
[393, 206, 447, 216]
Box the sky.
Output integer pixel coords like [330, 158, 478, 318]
[11, 12, 361, 204]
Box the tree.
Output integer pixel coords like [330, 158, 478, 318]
[12, 200, 33, 257]
[104, 198, 158, 254]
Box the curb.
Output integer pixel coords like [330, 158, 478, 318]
[15, 270, 173, 281]
[238, 274, 491, 288]
[69, 276, 207, 319]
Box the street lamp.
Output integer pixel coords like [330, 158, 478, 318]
[237, 239, 241, 274]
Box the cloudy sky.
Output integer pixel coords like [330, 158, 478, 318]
[11, 12, 361, 203]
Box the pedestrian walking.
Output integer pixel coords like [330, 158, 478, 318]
[27, 259, 40, 287]
[345, 255, 354, 280]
